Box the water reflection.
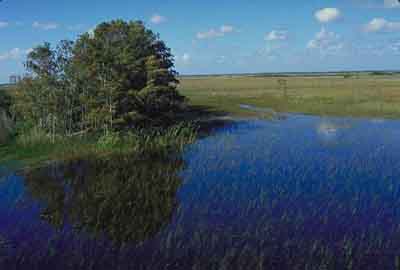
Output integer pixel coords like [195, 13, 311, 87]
[24, 155, 184, 245]
[0, 154, 184, 269]
[316, 118, 353, 144]
[2, 115, 400, 269]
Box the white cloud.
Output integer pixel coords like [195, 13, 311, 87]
[32, 21, 58, 30]
[265, 30, 288, 41]
[315, 8, 341, 23]
[384, 0, 400, 8]
[196, 25, 236, 40]
[307, 28, 344, 55]
[0, 21, 9, 28]
[150, 14, 167, 24]
[364, 18, 400, 33]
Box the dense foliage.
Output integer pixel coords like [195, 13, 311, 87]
[12, 20, 185, 139]
[0, 90, 11, 114]
[0, 90, 13, 144]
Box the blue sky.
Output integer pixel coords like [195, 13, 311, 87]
[0, 0, 400, 82]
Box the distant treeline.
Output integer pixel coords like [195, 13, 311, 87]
[180, 70, 400, 79]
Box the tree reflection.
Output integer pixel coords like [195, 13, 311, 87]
[24, 154, 184, 245]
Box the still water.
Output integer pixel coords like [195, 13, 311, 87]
[1, 114, 400, 269]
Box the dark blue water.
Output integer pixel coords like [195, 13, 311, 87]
[2, 115, 400, 269]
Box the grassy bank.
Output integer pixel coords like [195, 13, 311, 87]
[179, 74, 400, 118]
[0, 124, 197, 170]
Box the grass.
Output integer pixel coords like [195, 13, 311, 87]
[0, 123, 197, 170]
[179, 74, 400, 119]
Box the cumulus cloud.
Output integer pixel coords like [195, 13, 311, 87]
[150, 14, 167, 24]
[265, 30, 288, 41]
[196, 25, 235, 39]
[364, 18, 400, 32]
[0, 48, 31, 61]
[315, 8, 341, 23]
[0, 21, 9, 28]
[32, 21, 59, 30]
[307, 28, 344, 55]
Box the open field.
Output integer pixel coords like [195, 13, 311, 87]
[179, 74, 400, 118]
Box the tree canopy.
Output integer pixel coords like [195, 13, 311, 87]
[12, 20, 185, 138]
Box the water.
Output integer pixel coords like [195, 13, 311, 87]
[2, 114, 400, 269]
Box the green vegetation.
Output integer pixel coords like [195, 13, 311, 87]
[179, 74, 400, 118]
[13, 20, 184, 139]
[0, 20, 195, 168]
[0, 90, 13, 144]
[0, 123, 196, 170]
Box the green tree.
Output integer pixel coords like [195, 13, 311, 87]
[13, 19, 186, 140]
[72, 20, 185, 130]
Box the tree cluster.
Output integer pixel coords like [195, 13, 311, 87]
[12, 20, 185, 138]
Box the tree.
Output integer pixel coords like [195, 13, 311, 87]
[72, 20, 185, 130]
[13, 19, 185, 139]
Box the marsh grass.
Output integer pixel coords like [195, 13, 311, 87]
[179, 75, 400, 118]
[0, 123, 198, 170]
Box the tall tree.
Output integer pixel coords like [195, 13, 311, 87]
[72, 20, 184, 129]
[12, 19, 186, 139]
